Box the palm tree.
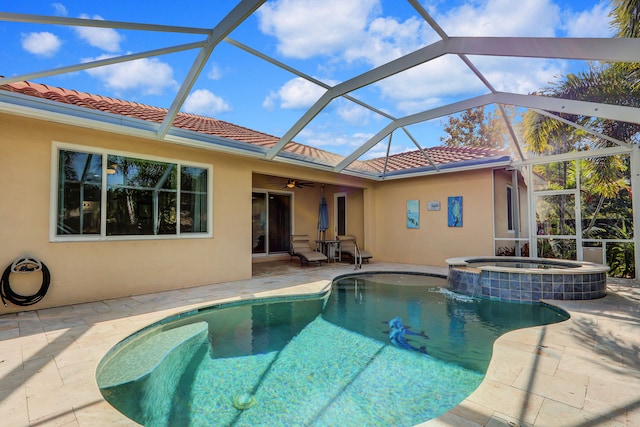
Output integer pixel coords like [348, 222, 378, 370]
[521, 1, 640, 271]
[523, 0, 640, 152]
[611, 0, 640, 38]
[523, 68, 634, 249]
[523, 63, 640, 152]
[611, 0, 640, 95]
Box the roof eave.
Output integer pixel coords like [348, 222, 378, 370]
[0, 90, 273, 159]
[0, 90, 515, 181]
[0, 89, 159, 136]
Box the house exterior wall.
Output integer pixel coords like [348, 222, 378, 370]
[0, 111, 500, 312]
[369, 170, 495, 265]
[0, 113, 375, 313]
[0, 113, 256, 313]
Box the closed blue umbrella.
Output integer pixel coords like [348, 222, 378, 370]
[317, 195, 329, 240]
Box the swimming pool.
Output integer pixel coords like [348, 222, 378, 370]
[96, 273, 569, 426]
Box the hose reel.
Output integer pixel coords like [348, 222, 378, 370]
[1, 256, 50, 307]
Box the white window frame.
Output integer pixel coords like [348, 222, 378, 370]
[50, 141, 213, 242]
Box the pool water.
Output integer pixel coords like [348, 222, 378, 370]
[96, 273, 569, 427]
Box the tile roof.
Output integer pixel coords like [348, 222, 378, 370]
[0, 80, 509, 176]
[0, 80, 347, 163]
[364, 146, 509, 173]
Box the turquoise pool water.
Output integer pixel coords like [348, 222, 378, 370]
[96, 273, 569, 426]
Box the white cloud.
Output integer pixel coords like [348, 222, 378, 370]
[83, 55, 178, 96]
[563, 1, 613, 37]
[257, 0, 380, 59]
[298, 127, 373, 150]
[368, 0, 576, 113]
[52, 3, 68, 16]
[262, 90, 277, 111]
[477, 56, 567, 93]
[437, 0, 561, 37]
[264, 78, 327, 110]
[344, 15, 434, 65]
[75, 14, 123, 52]
[257, 0, 609, 122]
[21, 32, 62, 57]
[366, 55, 493, 115]
[207, 64, 223, 80]
[363, 145, 389, 159]
[336, 102, 374, 126]
[393, 97, 445, 115]
[364, 143, 412, 160]
[183, 89, 232, 115]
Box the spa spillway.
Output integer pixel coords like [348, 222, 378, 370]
[446, 256, 609, 302]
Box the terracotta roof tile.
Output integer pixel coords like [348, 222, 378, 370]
[363, 146, 508, 173]
[0, 80, 509, 175]
[1, 80, 308, 152]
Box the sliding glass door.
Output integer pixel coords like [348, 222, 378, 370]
[252, 191, 291, 255]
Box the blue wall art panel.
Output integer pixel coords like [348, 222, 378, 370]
[448, 196, 462, 227]
[406, 199, 419, 229]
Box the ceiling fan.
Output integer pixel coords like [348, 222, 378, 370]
[284, 178, 315, 189]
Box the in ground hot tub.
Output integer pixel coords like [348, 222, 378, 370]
[446, 256, 609, 302]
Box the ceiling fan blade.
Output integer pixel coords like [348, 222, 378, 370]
[279, 178, 315, 189]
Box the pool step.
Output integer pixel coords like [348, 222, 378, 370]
[97, 321, 208, 388]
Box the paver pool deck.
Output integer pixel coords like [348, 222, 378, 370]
[0, 261, 638, 426]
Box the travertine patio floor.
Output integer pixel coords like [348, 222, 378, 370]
[0, 261, 638, 426]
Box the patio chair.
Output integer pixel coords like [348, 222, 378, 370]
[290, 235, 328, 266]
[337, 235, 373, 263]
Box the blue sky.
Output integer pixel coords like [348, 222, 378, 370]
[0, 0, 614, 160]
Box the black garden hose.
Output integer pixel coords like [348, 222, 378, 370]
[1, 260, 50, 307]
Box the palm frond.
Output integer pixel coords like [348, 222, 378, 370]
[611, 0, 640, 38]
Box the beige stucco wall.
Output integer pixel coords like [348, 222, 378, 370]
[0, 110, 502, 312]
[369, 169, 495, 265]
[0, 113, 375, 313]
[0, 113, 258, 313]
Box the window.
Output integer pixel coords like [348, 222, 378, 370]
[53, 143, 211, 240]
